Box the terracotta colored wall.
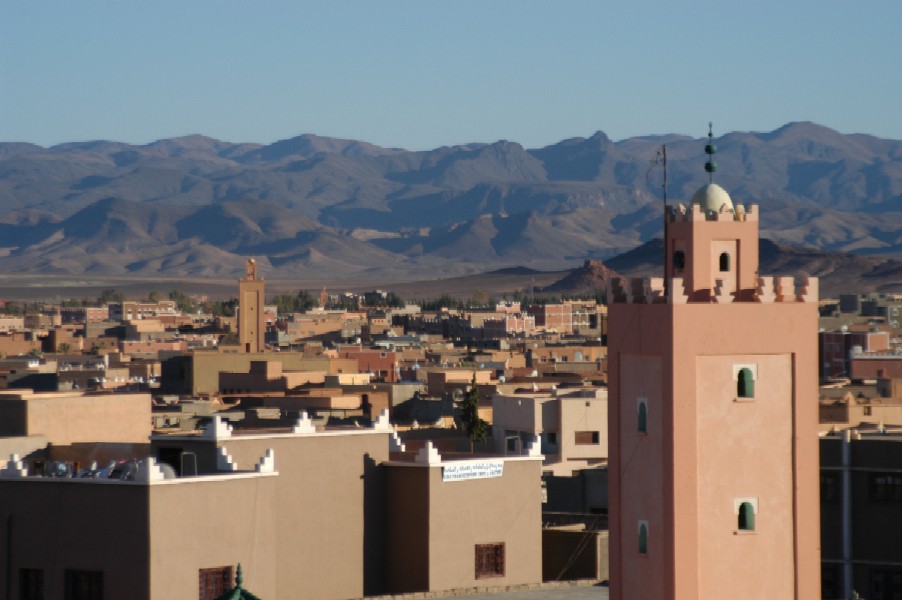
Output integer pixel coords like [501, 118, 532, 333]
[609, 302, 820, 600]
[614, 350, 667, 600]
[851, 358, 902, 379]
[694, 354, 795, 599]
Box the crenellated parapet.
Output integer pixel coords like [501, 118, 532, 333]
[666, 202, 758, 223]
[607, 275, 819, 304]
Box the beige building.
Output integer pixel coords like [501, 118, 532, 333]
[0, 412, 544, 599]
[385, 442, 543, 593]
[162, 351, 357, 397]
[0, 389, 151, 447]
[493, 387, 608, 475]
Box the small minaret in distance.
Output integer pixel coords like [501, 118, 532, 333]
[238, 258, 265, 353]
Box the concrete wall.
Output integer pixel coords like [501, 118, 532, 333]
[428, 459, 542, 592]
[0, 391, 151, 445]
[383, 458, 542, 594]
[190, 352, 350, 396]
[542, 529, 609, 582]
[153, 430, 390, 599]
[148, 476, 279, 599]
[0, 480, 151, 600]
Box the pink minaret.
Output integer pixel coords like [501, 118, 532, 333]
[607, 131, 820, 599]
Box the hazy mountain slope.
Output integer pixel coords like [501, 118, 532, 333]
[0, 122, 900, 281]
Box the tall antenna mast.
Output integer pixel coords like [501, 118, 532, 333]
[661, 144, 668, 203]
[661, 144, 668, 298]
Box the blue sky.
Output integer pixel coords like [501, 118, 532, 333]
[2, 1, 899, 150]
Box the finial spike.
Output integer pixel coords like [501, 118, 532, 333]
[704, 122, 717, 183]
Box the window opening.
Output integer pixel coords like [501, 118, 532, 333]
[638, 399, 647, 434]
[719, 252, 730, 272]
[738, 502, 756, 531]
[475, 543, 505, 579]
[199, 566, 233, 600]
[575, 431, 600, 445]
[638, 522, 648, 554]
[737, 368, 755, 398]
[673, 250, 686, 272]
[64, 570, 103, 600]
[19, 568, 43, 600]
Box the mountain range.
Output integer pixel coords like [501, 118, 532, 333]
[1, 122, 900, 290]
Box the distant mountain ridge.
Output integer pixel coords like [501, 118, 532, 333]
[0, 123, 900, 284]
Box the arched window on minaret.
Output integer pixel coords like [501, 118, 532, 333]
[737, 368, 755, 398]
[719, 252, 730, 272]
[738, 502, 756, 531]
[673, 250, 686, 273]
[638, 521, 649, 554]
[637, 399, 648, 434]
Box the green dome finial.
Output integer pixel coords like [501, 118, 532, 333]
[704, 122, 717, 183]
[236, 564, 244, 587]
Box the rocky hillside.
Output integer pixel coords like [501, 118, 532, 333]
[0, 122, 900, 281]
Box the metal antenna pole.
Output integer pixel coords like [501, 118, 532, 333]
[662, 144, 668, 298]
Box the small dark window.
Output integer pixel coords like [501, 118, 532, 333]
[673, 250, 686, 272]
[869, 474, 902, 502]
[475, 543, 505, 579]
[719, 252, 730, 272]
[638, 401, 647, 433]
[19, 569, 43, 600]
[638, 522, 648, 554]
[821, 474, 839, 504]
[199, 566, 233, 600]
[64, 570, 103, 600]
[821, 565, 839, 600]
[738, 502, 755, 531]
[575, 431, 600, 445]
[737, 368, 755, 398]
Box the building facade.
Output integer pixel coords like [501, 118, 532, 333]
[607, 182, 820, 599]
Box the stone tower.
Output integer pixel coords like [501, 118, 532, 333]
[238, 258, 265, 353]
[606, 137, 820, 599]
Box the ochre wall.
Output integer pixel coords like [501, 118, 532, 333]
[426, 459, 542, 592]
[148, 476, 279, 599]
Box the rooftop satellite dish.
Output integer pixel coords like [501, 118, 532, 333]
[158, 463, 178, 480]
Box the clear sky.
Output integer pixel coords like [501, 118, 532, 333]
[2, 1, 899, 150]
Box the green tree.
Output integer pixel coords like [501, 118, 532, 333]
[460, 374, 489, 452]
[219, 331, 240, 346]
[147, 290, 162, 302]
[204, 298, 238, 317]
[270, 290, 318, 315]
[169, 290, 195, 313]
[98, 289, 124, 304]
